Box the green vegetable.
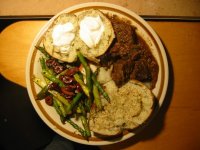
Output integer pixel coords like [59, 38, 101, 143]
[65, 93, 82, 114]
[93, 84, 102, 110]
[79, 103, 91, 137]
[33, 76, 46, 88]
[39, 56, 62, 86]
[77, 51, 92, 92]
[56, 69, 68, 78]
[53, 97, 67, 117]
[53, 98, 63, 116]
[39, 57, 47, 70]
[36, 85, 49, 100]
[42, 70, 65, 87]
[92, 74, 110, 102]
[73, 74, 90, 97]
[66, 118, 88, 138]
[77, 51, 93, 109]
[48, 90, 70, 109]
[35, 45, 50, 59]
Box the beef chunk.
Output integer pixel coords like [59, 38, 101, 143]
[111, 59, 134, 87]
[130, 59, 151, 81]
[99, 15, 159, 89]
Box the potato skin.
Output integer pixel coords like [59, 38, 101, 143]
[89, 80, 154, 136]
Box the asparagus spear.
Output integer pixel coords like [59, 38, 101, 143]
[33, 77, 90, 137]
[35, 45, 50, 59]
[65, 93, 82, 114]
[36, 85, 49, 100]
[32, 76, 46, 88]
[52, 100, 66, 123]
[42, 70, 65, 87]
[93, 84, 102, 110]
[73, 74, 90, 97]
[48, 90, 70, 109]
[39, 56, 64, 87]
[77, 51, 92, 92]
[53, 98, 63, 116]
[92, 73, 110, 102]
[66, 118, 88, 138]
[53, 97, 67, 118]
[77, 51, 93, 109]
[79, 103, 91, 137]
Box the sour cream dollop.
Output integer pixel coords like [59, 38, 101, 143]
[52, 22, 75, 53]
[79, 16, 105, 48]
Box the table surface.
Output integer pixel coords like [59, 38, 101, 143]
[1, 0, 200, 18]
[0, 20, 200, 150]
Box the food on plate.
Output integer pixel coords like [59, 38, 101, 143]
[89, 80, 154, 136]
[43, 13, 78, 62]
[43, 9, 115, 63]
[33, 9, 159, 140]
[99, 15, 159, 89]
[76, 9, 115, 62]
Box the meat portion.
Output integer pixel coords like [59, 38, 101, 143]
[130, 59, 151, 81]
[111, 59, 133, 86]
[99, 15, 159, 89]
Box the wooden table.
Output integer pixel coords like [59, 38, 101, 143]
[1, 0, 200, 18]
[1, 20, 200, 150]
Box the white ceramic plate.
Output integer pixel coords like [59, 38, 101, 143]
[26, 2, 169, 145]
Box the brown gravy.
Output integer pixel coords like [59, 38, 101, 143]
[99, 15, 158, 89]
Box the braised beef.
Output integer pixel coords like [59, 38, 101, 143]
[99, 16, 159, 89]
[130, 59, 151, 81]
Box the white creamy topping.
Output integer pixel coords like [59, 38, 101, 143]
[79, 16, 104, 48]
[52, 22, 75, 53]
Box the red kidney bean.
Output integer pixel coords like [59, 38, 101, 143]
[46, 58, 65, 74]
[46, 59, 57, 68]
[61, 87, 75, 96]
[65, 67, 79, 76]
[75, 84, 82, 93]
[54, 65, 64, 74]
[45, 96, 53, 106]
[61, 93, 73, 101]
[68, 84, 77, 90]
[59, 75, 74, 84]
[48, 83, 60, 91]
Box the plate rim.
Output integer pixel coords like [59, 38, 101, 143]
[26, 2, 169, 145]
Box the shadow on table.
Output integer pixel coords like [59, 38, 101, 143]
[0, 74, 99, 150]
[100, 41, 174, 149]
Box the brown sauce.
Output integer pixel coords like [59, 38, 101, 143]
[99, 15, 158, 89]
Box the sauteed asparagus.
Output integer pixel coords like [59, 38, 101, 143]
[33, 46, 109, 139]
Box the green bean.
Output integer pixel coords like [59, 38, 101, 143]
[42, 70, 65, 87]
[39, 57, 47, 70]
[93, 84, 102, 110]
[66, 118, 88, 138]
[53, 100, 66, 124]
[36, 85, 49, 100]
[48, 90, 70, 110]
[92, 74, 110, 102]
[33, 76, 46, 88]
[53, 97, 67, 117]
[79, 104, 91, 137]
[40, 57, 55, 75]
[80, 116, 91, 137]
[33, 77, 68, 118]
[77, 51, 92, 92]
[35, 45, 50, 59]
[65, 93, 82, 114]
[53, 98, 63, 116]
[73, 74, 90, 97]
